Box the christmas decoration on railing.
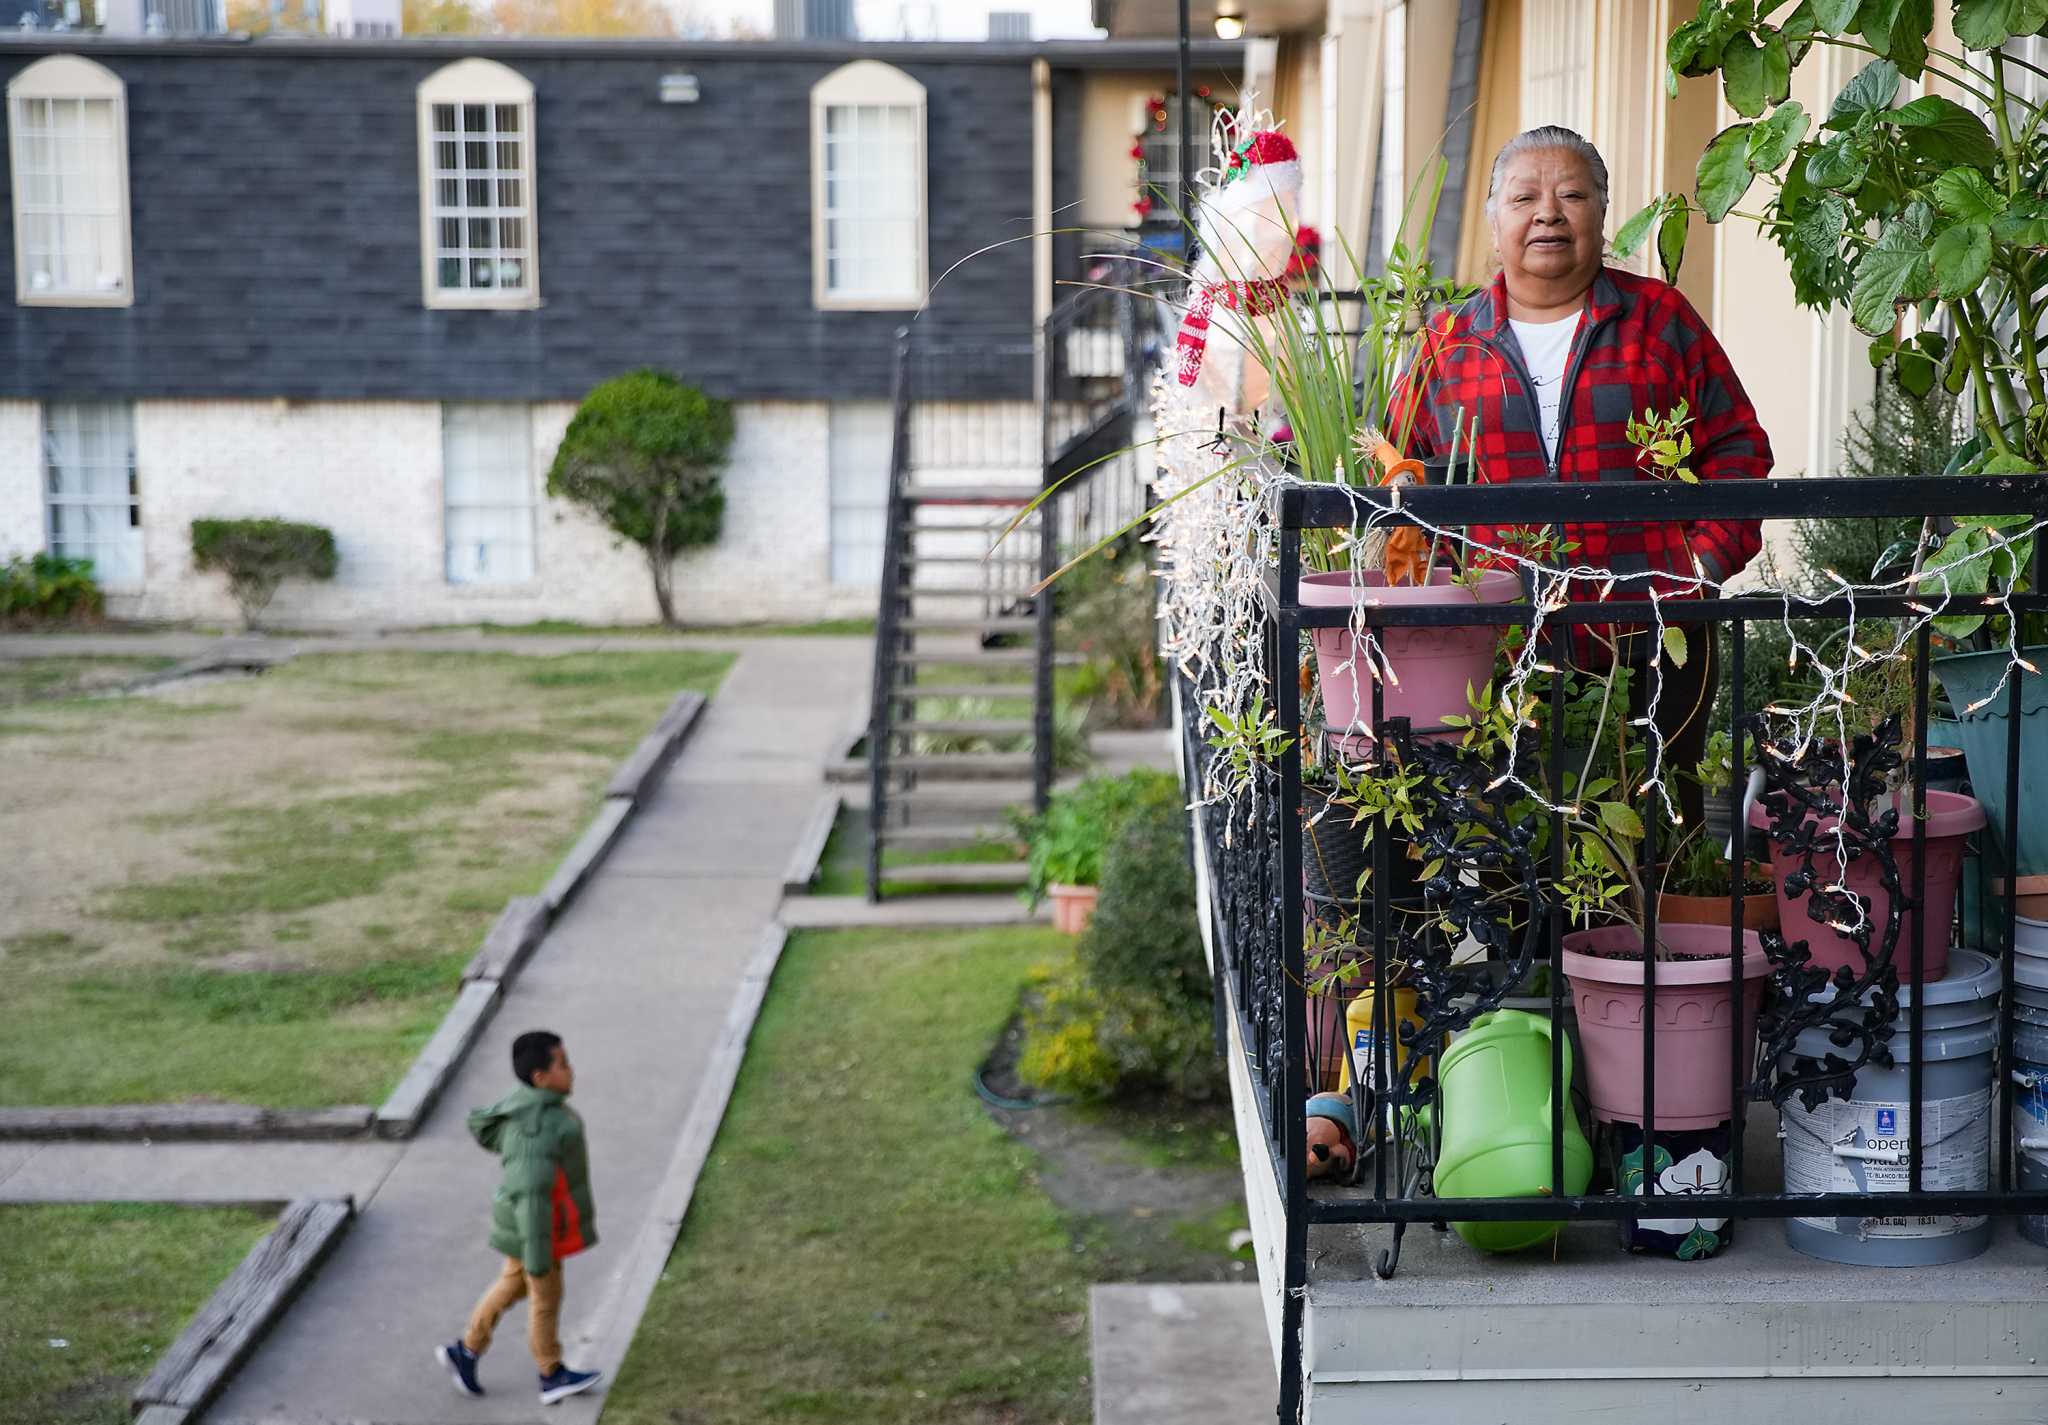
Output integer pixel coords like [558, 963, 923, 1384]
[1130, 85, 1221, 223]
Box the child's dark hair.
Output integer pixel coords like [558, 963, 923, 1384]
[512, 1030, 563, 1086]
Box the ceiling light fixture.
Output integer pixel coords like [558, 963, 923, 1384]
[1214, 11, 1246, 39]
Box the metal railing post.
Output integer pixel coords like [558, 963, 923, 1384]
[864, 328, 914, 903]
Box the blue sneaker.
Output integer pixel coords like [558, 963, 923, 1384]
[438, 1341, 484, 1397]
[537, 1364, 602, 1405]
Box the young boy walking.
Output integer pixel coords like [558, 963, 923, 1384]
[439, 1030, 603, 1405]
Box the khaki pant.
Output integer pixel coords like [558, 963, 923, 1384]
[462, 1256, 563, 1375]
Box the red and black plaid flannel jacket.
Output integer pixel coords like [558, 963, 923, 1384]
[1390, 265, 1771, 595]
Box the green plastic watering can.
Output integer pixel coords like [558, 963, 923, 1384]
[1431, 1009, 1592, 1253]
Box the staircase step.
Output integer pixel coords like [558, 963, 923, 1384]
[887, 683, 1033, 699]
[877, 860, 1030, 887]
[893, 617, 1036, 635]
[903, 484, 1042, 506]
[900, 555, 1036, 567]
[897, 649, 1041, 667]
[879, 824, 1021, 849]
[880, 753, 1036, 778]
[892, 718, 1035, 737]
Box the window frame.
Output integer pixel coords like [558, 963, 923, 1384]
[7, 55, 134, 309]
[42, 400, 142, 590]
[417, 58, 540, 312]
[810, 60, 929, 312]
[441, 401, 537, 587]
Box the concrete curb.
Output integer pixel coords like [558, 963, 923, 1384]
[0, 1106, 372, 1142]
[562, 922, 793, 1407]
[605, 691, 707, 804]
[372, 979, 502, 1140]
[780, 791, 842, 895]
[540, 799, 634, 913]
[132, 1196, 354, 1420]
[461, 895, 549, 984]
[7, 681, 709, 1145]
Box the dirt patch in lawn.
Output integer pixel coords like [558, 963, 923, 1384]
[0, 649, 730, 1107]
[980, 1010, 1252, 1283]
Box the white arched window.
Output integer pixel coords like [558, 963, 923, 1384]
[418, 58, 538, 309]
[7, 55, 133, 307]
[811, 60, 927, 310]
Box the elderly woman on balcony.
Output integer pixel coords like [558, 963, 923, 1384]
[1393, 126, 1774, 828]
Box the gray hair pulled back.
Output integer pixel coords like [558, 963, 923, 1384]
[1485, 126, 1609, 217]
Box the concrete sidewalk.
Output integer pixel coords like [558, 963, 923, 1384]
[196, 637, 868, 1425]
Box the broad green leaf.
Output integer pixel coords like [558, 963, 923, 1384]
[1992, 197, 2048, 248]
[1697, 122, 1758, 221]
[1791, 192, 1848, 252]
[1723, 32, 1769, 116]
[1985, 452, 2040, 474]
[1849, 217, 1932, 334]
[1890, 96, 2000, 167]
[1827, 58, 1900, 126]
[1813, 0, 1861, 26]
[1930, 222, 1992, 298]
[1881, 0, 1932, 78]
[1894, 347, 1937, 396]
[1930, 166, 2006, 224]
[1667, 13, 1723, 75]
[1857, 0, 1906, 56]
[1746, 100, 1811, 171]
[1927, 523, 1996, 639]
[1806, 133, 1869, 190]
[1953, 0, 2048, 49]
[1663, 625, 1690, 667]
[1613, 196, 1665, 259]
[1657, 208, 1691, 282]
[1764, 28, 1794, 101]
[1600, 801, 1646, 840]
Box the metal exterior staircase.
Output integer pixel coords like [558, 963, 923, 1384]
[863, 267, 1151, 900]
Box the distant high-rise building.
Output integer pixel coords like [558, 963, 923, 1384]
[773, 0, 855, 39]
[988, 10, 1030, 40]
[328, 0, 396, 35]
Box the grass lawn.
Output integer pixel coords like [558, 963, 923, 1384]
[0, 649, 730, 1107]
[0, 1203, 273, 1425]
[604, 925, 1243, 1425]
[0, 655, 178, 705]
[435, 617, 875, 638]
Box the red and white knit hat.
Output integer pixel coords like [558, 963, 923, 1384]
[1203, 129, 1303, 217]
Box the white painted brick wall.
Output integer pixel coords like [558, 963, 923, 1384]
[0, 401, 44, 562]
[0, 397, 869, 628]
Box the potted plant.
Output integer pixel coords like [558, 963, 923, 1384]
[1017, 769, 1180, 935]
[1655, 825, 1779, 931]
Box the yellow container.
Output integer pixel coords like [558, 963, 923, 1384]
[1337, 984, 1430, 1093]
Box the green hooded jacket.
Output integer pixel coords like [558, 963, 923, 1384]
[468, 1084, 597, 1275]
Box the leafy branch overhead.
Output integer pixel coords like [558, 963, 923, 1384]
[1614, 0, 2048, 480]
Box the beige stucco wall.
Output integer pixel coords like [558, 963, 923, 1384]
[1077, 71, 1178, 232]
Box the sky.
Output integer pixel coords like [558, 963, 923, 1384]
[698, 0, 1106, 39]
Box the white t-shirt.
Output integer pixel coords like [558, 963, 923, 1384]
[1508, 313, 1580, 462]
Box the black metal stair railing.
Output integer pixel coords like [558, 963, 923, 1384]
[1186, 472, 2048, 1424]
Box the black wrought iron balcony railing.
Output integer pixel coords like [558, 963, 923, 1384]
[1184, 473, 2048, 1423]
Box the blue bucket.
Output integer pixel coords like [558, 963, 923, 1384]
[1933, 648, 2048, 884]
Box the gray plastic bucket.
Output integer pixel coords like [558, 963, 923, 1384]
[1780, 949, 2000, 1266]
[2013, 947, 2048, 1246]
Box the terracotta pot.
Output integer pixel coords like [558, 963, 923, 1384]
[1561, 923, 1770, 1131]
[1047, 883, 1098, 935]
[1747, 788, 1984, 983]
[1300, 567, 1520, 741]
[1656, 888, 1780, 931]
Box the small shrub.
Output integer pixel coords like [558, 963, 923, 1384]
[189, 519, 338, 629]
[0, 553, 103, 626]
[1017, 776, 1222, 1104]
[1015, 766, 1180, 903]
[1079, 791, 1205, 1004]
[547, 370, 732, 628]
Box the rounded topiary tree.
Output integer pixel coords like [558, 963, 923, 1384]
[189, 518, 338, 630]
[547, 370, 732, 627]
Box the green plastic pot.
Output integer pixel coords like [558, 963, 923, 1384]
[1431, 1009, 1592, 1253]
[1934, 646, 2048, 886]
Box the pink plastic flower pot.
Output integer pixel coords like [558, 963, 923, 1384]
[1300, 568, 1520, 742]
[1746, 789, 1984, 984]
[1560, 924, 1771, 1131]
